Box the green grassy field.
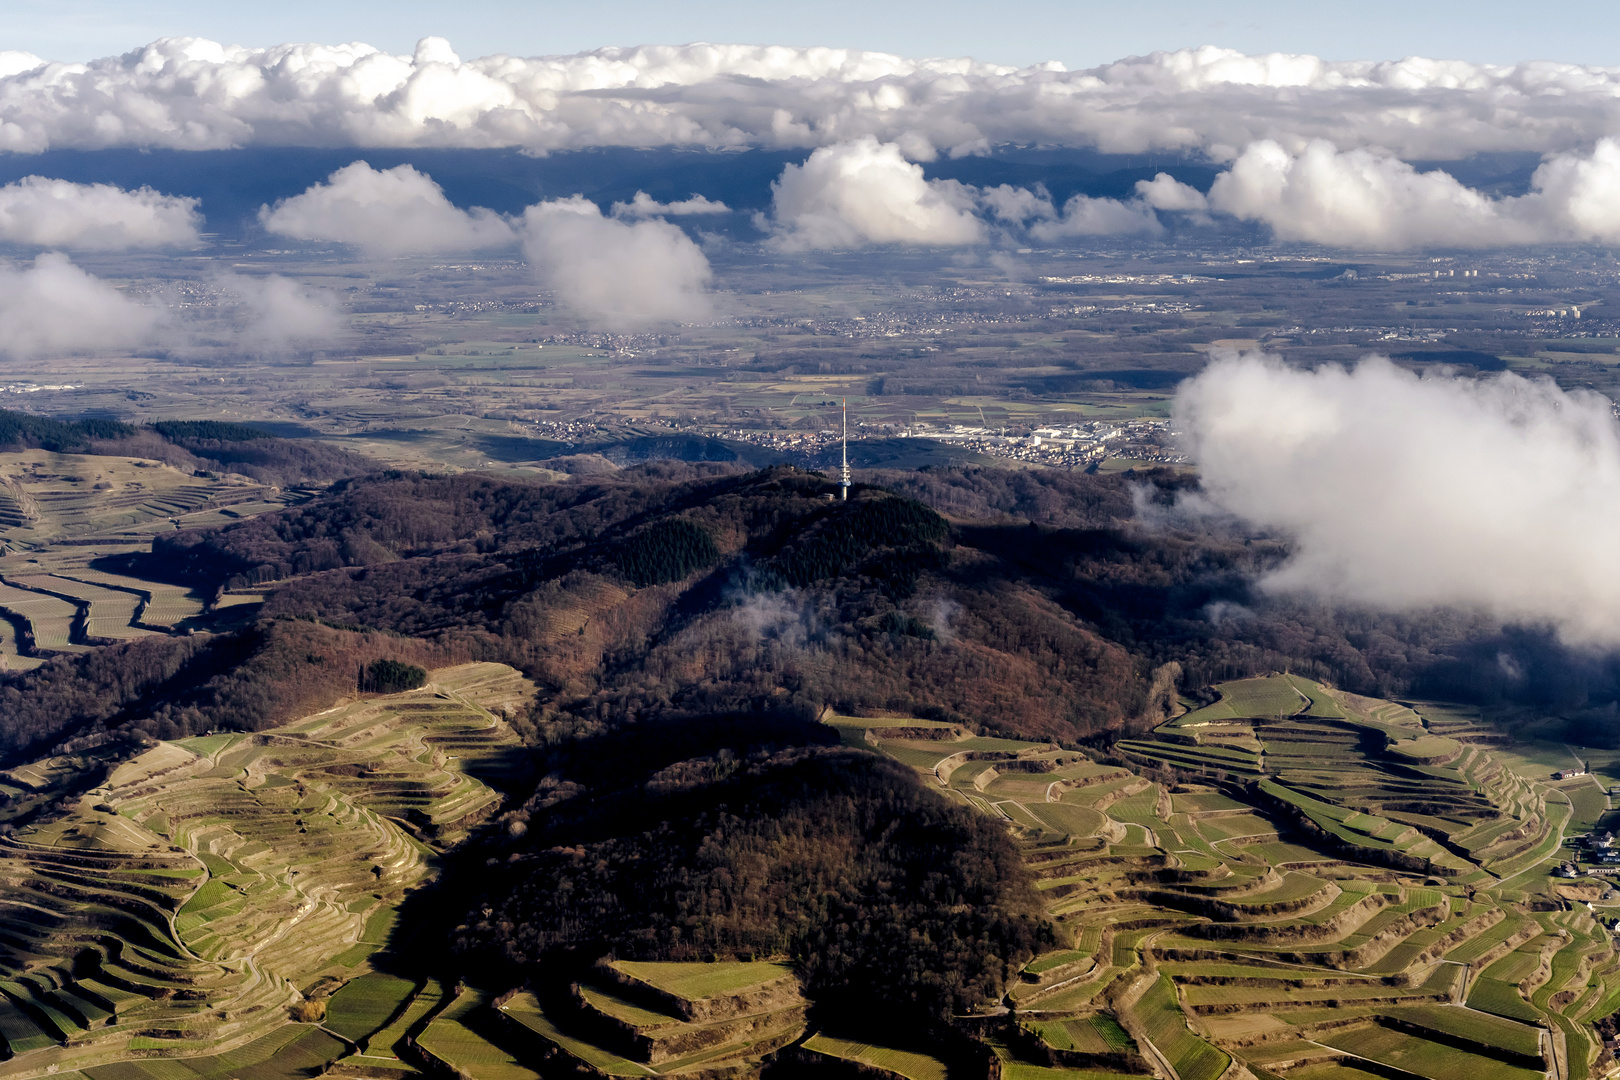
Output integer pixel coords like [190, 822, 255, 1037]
[1000, 1065, 1142, 1080]
[1218, 676, 1310, 717]
[499, 994, 651, 1076]
[1026, 950, 1090, 976]
[1467, 979, 1543, 1023]
[804, 1035, 949, 1080]
[324, 972, 418, 1043]
[365, 978, 446, 1057]
[1135, 975, 1228, 1080]
[1288, 675, 1346, 718]
[419, 991, 540, 1080]
[0, 996, 53, 1053]
[1322, 1025, 1542, 1080]
[84, 1026, 346, 1080]
[1025, 802, 1108, 837]
[1386, 735, 1462, 763]
[1564, 781, 1608, 831]
[1291, 1064, 1414, 1080]
[1385, 1006, 1543, 1056]
[612, 960, 794, 1000]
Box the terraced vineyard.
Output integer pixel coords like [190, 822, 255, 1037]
[0, 663, 532, 1079]
[0, 449, 301, 550]
[0, 611, 41, 672]
[0, 541, 245, 658]
[0, 557, 210, 660]
[0, 581, 86, 654]
[499, 959, 808, 1080]
[831, 676, 1620, 1080]
[0, 450, 318, 661]
[0, 449, 317, 658]
[47, 567, 207, 631]
[1, 664, 1615, 1080]
[4, 576, 157, 642]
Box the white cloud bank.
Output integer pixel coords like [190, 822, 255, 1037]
[0, 253, 164, 358]
[0, 177, 200, 249]
[5, 39, 1620, 162]
[1175, 353, 1620, 646]
[259, 161, 515, 255]
[1026, 192, 1167, 240]
[11, 38, 1620, 252]
[521, 198, 713, 328]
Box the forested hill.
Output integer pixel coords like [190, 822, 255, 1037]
[129, 465, 1156, 742]
[442, 735, 1050, 1023]
[3, 461, 1613, 765]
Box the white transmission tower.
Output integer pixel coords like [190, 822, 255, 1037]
[840, 398, 851, 502]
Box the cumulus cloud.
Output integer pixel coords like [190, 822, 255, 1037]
[0, 253, 164, 358]
[259, 161, 515, 255]
[1136, 173, 1210, 213]
[521, 197, 713, 329]
[0, 177, 200, 249]
[1206, 140, 1535, 248]
[764, 138, 983, 249]
[1522, 139, 1620, 242]
[758, 144, 1198, 247]
[217, 274, 343, 351]
[0, 53, 42, 80]
[1200, 137, 1620, 250]
[246, 137, 1620, 255]
[753, 137, 1620, 250]
[8, 39, 1620, 163]
[611, 192, 730, 218]
[1175, 352, 1620, 646]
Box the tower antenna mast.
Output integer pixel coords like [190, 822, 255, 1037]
[840, 398, 850, 502]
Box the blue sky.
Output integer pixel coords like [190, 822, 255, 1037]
[6, 0, 1620, 67]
